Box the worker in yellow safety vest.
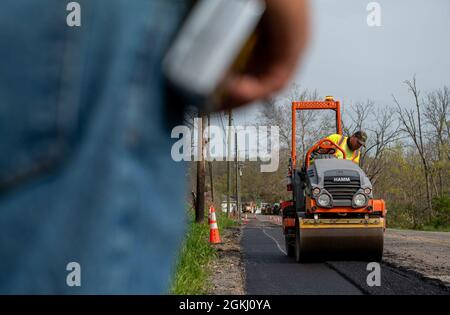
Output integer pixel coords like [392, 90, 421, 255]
[325, 131, 367, 164]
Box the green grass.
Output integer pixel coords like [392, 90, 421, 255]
[389, 224, 450, 232]
[386, 197, 450, 232]
[216, 210, 239, 230]
[170, 209, 239, 295]
[415, 225, 450, 232]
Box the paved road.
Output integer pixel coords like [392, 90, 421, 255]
[241, 215, 449, 295]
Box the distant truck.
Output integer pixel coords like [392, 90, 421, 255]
[242, 203, 253, 214]
[260, 203, 271, 215]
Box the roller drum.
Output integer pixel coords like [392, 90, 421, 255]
[295, 226, 384, 262]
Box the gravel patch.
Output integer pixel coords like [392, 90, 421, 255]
[206, 226, 246, 295]
[384, 229, 450, 286]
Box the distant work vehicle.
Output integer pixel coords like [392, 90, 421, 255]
[272, 203, 280, 215]
[261, 203, 271, 215]
[282, 97, 387, 262]
[242, 202, 253, 214]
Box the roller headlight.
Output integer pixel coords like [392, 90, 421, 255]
[353, 194, 366, 207]
[317, 194, 331, 207]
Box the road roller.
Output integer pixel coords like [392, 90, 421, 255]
[282, 97, 386, 262]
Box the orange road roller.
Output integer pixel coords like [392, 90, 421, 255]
[282, 97, 386, 262]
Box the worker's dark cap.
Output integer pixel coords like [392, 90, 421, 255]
[353, 131, 367, 146]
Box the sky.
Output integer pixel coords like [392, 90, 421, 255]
[234, 0, 450, 123]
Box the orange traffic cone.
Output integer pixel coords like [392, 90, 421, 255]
[208, 206, 212, 225]
[209, 206, 221, 244]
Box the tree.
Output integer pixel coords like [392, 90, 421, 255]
[342, 100, 400, 185]
[260, 84, 320, 163]
[394, 76, 433, 217]
[362, 106, 400, 185]
[346, 100, 373, 134]
[425, 86, 450, 196]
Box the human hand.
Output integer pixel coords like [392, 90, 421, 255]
[222, 0, 310, 108]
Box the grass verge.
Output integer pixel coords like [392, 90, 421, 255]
[417, 225, 450, 232]
[170, 209, 239, 294]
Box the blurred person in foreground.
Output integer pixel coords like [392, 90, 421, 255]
[0, 0, 309, 293]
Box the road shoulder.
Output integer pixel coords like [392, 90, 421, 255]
[206, 226, 246, 295]
[384, 229, 450, 287]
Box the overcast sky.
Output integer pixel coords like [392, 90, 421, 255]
[234, 0, 450, 123]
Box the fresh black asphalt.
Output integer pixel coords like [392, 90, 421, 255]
[241, 215, 449, 295]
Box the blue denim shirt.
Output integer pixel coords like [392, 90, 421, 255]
[0, 0, 189, 294]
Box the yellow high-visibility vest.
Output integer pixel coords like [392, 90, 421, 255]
[326, 134, 360, 164]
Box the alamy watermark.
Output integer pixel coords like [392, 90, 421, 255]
[66, 2, 81, 27]
[367, 2, 381, 27]
[366, 262, 381, 287]
[171, 118, 280, 173]
[66, 261, 81, 287]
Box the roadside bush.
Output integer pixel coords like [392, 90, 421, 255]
[387, 196, 450, 231]
[387, 202, 424, 229]
[429, 196, 450, 228]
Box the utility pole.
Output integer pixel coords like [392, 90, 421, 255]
[235, 132, 240, 220]
[207, 114, 214, 203]
[226, 109, 232, 217]
[195, 115, 206, 223]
